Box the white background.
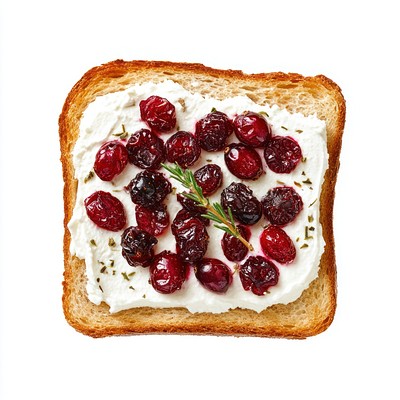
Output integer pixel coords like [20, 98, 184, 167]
[0, 0, 399, 399]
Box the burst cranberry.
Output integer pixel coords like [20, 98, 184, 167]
[233, 111, 272, 147]
[195, 111, 234, 151]
[177, 193, 207, 216]
[261, 186, 303, 225]
[84, 191, 126, 231]
[135, 204, 169, 236]
[221, 225, 251, 262]
[126, 129, 166, 170]
[195, 258, 233, 293]
[93, 140, 128, 181]
[260, 225, 296, 264]
[150, 251, 186, 294]
[264, 136, 302, 173]
[239, 255, 279, 295]
[194, 164, 223, 196]
[221, 182, 262, 225]
[139, 95, 176, 133]
[224, 143, 264, 180]
[166, 131, 201, 168]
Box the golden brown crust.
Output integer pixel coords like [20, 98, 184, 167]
[59, 60, 345, 338]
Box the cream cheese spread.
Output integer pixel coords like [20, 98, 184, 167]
[68, 80, 328, 313]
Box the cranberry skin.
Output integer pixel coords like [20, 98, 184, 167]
[150, 251, 186, 294]
[127, 170, 172, 207]
[239, 255, 279, 295]
[260, 225, 296, 264]
[84, 191, 126, 231]
[264, 136, 302, 173]
[233, 111, 272, 147]
[195, 258, 233, 293]
[126, 129, 166, 170]
[121, 226, 158, 267]
[93, 140, 129, 181]
[194, 164, 223, 196]
[195, 111, 234, 151]
[166, 131, 201, 168]
[221, 225, 251, 262]
[135, 204, 169, 236]
[261, 186, 303, 226]
[221, 182, 262, 225]
[224, 143, 264, 180]
[171, 209, 209, 236]
[139, 95, 176, 133]
[177, 193, 207, 216]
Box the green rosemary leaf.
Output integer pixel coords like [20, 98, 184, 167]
[201, 213, 223, 223]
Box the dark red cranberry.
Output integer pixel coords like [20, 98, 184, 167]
[260, 225, 296, 264]
[239, 255, 279, 295]
[195, 258, 233, 293]
[121, 226, 157, 267]
[93, 140, 128, 181]
[127, 171, 172, 207]
[150, 251, 186, 294]
[165, 131, 201, 168]
[221, 225, 251, 262]
[126, 129, 166, 170]
[194, 164, 223, 196]
[264, 136, 302, 173]
[233, 111, 272, 147]
[224, 143, 264, 180]
[195, 111, 234, 151]
[139, 95, 176, 133]
[177, 193, 207, 216]
[135, 204, 169, 236]
[261, 186, 303, 226]
[84, 191, 126, 231]
[171, 209, 209, 236]
[221, 182, 262, 225]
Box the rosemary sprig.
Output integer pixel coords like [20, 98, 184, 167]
[162, 162, 254, 251]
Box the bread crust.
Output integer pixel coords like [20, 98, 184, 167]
[59, 60, 345, 338]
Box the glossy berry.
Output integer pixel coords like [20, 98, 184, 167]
[221, 225, 251, 262]
[233, 111, 272, 147]
[260, 225, 296, 264]
[139, 95, 176, 133]
[224, 143, 264, 180]
[177, 193, 207, 216]
[135, 204, 169, 236]
[126, 129, 166, 170]
[93, 140, 129, 181]
[166, 131, 201, 168]
[121, 226, 157, 267]
[261, 186, 303, 226]
[194, 164, 223, 196]
[84, 191, 126, 231]
[264, 136, 302, 173]
[171, 210, 209, 237]
[195, 111, 234, 151]
[150, 251, 186, 294]
[239, 255, 279, 295]
[195, 258, 233, 293]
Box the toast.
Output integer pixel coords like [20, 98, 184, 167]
[59, 60, 345, 338]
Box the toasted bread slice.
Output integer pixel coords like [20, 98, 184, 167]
[59, 60, 345, 338]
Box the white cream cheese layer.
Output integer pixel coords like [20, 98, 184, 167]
[68, 80, 328, 313]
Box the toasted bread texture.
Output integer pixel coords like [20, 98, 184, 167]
[59, 60, 345, 338]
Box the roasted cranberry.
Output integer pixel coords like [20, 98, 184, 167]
[264, 136, 302, 173]
[171, 209, 209, 236]
[139, 95, 176, 133]
[221, 225, 251, 262]
[195, 258, 233, 293]
[195, 111, 234, 151]
[260, 225, 296, 264]
[221, 182, 262, 225]
[93, 140, 129, 181]
[261, 186, 303, 226]
[194, 164, 223, 196]
[126, 129, 166, 170]
[233, 111, 272, 147]
[84, 191, 126, 231]
[177, 193, 207, 215]
[239, 255, 279, 295]
[150, 251, 186, 294]
[135, 204, 169, 236]
[224, 143, 264, 180]
[165, 131, 201, 168]
[121, 226, 157, 267]
[127, 170, 172, 207]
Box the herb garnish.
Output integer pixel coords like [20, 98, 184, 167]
[113, 124, 129, 139]
[84, 170, 94, 183]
